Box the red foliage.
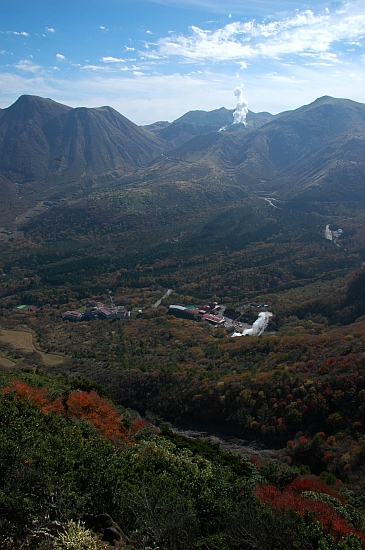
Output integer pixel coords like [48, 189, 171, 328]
[46, 395, 67, 415]
[291, 478, 346, 505]
[249, 456, 261, 469]
[2, 380, 50, 413]
[64, 390, 127, 440]
[255, 477, 365, 545]
[129, 417, 150, 437]
[1, 380, 129, 442]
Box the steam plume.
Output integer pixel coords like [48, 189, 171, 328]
[233, 86, 248, 125]
[232, 311, 273, 337]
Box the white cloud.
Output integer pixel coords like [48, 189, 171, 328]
[81, 64, 109, 71]
[0, 73, 57, 106]
[45, 27, 55, 33]
[1, 1, 365, 125]
[101, 56, 126, 63]
[153, 4, 365, 64]
[13, 31, 30, 37]
[1, 60, 364, 125]
[14, 60, 43, 73]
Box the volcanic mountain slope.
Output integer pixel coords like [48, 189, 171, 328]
[145, 107, 273, 150]
[0, 95, 71, 183]
[0, 95, 163, 185]
[156, 96, 365, 202]
[235, 96, 365, 200]
[1, 94, 365, 223]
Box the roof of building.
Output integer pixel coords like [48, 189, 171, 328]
[99, 307, 114, 316]
[88, 301, 105, 308]
[202, 314, 225, 324]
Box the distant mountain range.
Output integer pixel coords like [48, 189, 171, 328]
[143, 107, 273, 150]
[0, 94, 365, 222]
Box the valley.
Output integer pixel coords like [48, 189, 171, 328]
[1, 93, 365, 547]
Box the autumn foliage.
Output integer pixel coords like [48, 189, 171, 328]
[1, 380, 130, 441]
[2, 379, 50, 412]
[255, 477, 365, 545]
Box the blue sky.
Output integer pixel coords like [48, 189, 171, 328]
[1, 0, 364, 124]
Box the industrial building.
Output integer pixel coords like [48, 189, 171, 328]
[63, 311, 83, 322]
[168, 303, 224, 326]
[63, 300, 130, 322]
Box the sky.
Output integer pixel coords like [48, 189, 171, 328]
[1, 0, 365, 124]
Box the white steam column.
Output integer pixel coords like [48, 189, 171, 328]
[232, 312, 273, 337]
[233, 86, 249, 125]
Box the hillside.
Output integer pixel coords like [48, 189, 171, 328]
[151, 96, 365, 202]
[2, 370, 365, 549]
[2, 93, 365, 543]
[1, 95, 365, 229]
[145, 107, 273, 150]
[0, 95, 163, 186]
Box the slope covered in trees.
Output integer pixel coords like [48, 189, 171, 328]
[1, 94, 365, 548]
[1, 370, 365, 549]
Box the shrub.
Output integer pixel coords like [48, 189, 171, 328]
[53, 521, 107, 550]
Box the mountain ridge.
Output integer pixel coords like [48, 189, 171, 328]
[1, 94, 365, 224]
[0, 95, 164, 185]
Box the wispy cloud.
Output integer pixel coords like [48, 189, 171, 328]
[153, 4, 365, 64]
[81, 64, 110, 71]
[14, 59, 43, 73]
[1, 56, 364, 124]
[12, 31, 30, 37]
[1, 0, 364, 125]
[101, 56, 126, 63]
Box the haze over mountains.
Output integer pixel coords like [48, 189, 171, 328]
[1, 93, 365, 224]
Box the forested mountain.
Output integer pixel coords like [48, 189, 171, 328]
[3, 370, 365, 549]
[0, 94, 364, 216]
[160, 96, 365, 201]
[2, 93, 365, 549]
[144, 106, 273, 150]
[0, 95, 163, 185]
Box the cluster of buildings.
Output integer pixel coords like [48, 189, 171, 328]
[168, 302, 225, 327]
[63, 300, 130, 322]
